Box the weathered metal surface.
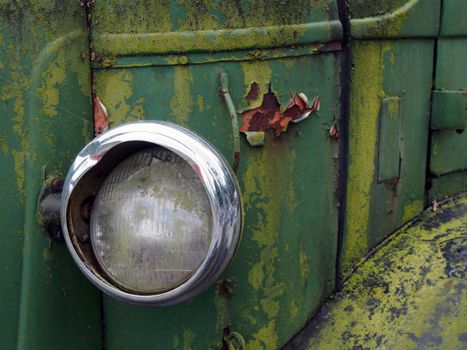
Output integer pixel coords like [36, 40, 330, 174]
[90, 0, 342, 348]
[0, 1, 101, 349]
[291, 193, 467, 349]
[340, 39, 435, 278]
[430, 38, 467, 178]
[377, 97, 401, 183]
[431, 91, 466, 131]
[348, 0, 440, 39]
[440, 0, 467, 37]
[91, 0, 342, 59]
[430, 172, 467, 203]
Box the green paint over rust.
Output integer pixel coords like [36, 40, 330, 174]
[301, 193, 467, 349]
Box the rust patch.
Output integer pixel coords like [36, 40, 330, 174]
[245, 82, 261, 102]
[93, 96, 109, 135]
[240, 88, 319, 141]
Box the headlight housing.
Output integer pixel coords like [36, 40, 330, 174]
[61, 121, 242, 306]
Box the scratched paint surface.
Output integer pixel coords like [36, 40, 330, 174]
[300, 194, 467, 349]
[92, 1, 341, 348]
[0, 2, 101, 349]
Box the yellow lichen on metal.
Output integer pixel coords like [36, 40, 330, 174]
[1, 65, 29, 195]
[170, 66, 194, 126]
[342, 42, 384, 275]
[350, 0, 413, 38]
[37, 50, 66, 117]
[96, 69, 145, 125]
[307, 194, 467, 350]
[242, 138, 298, 348]
[93, 0, 335, 57]
[402, 199, 423, 223]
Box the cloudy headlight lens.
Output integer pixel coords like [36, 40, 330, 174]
[61, 121, 242, 306]
[90, 147, 212, 294]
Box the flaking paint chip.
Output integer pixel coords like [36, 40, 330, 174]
[93, 96, 109, 135]
[239, 88, 319, 146]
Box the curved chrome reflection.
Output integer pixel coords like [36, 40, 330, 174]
[61, 121, 242, 306]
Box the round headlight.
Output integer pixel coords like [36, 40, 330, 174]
[61, 121, 242, 306]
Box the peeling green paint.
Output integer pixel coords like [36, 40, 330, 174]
[240, 61, 272, 109]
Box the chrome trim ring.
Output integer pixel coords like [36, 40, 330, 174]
[61, 121, 242, 306]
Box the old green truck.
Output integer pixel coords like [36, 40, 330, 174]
[1, 0, 466, 349]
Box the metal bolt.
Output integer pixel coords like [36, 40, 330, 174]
[51, 178, 63, 192]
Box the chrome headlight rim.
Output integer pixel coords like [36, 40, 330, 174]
[61, 121, 242, 306]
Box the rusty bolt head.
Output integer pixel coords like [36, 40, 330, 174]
[51, 178, 63, 192]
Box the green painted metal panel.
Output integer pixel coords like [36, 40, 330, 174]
[440, 0, 467, 37]
[431, 91, 466, 130]
[341, 39, 435, 277]
[429, 171, 467, 201]
[90, 1, 342, 348]
[430, 36, 467, 191]
[339, 0, 440, 278]
[377, 97, 402, 183]
[430, 130, 467, 176]
[435, 39, 467, 91]
[0, 2, 101, 349]
[348, 0, 440, 39]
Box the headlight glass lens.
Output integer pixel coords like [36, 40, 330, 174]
[90, 147, 212, 294]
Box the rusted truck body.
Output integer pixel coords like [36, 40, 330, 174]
[1, 1, 466, 349]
